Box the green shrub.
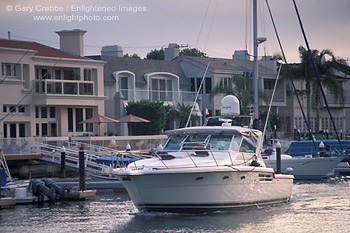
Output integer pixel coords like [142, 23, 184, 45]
[126, 100, 167, 135]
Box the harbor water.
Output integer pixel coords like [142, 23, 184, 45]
[1, 177, 350, 233]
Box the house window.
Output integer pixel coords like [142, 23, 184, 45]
[190, 78, 195, 92]
[54, 70, 61, 80]
[205, 77, 212, 94]
[41, 123, 48, 136]
[19, 124, 25, 137]
[190, 78, 204, 94]
[10, 124, 16, 138]
[35, 107, 39, 118]
[84, 69, 92, 81]
[3, 105, 6, 113]
[36, 123, 40, 136]
[68, 108, 73, 132]
[219, 77, 232, 89]
[120, 77, 129, 100]
[50, 107, 56, 118]
[264, 80, 274, 90]
[2, 63, 17, 77]
[75, 108, 83, 132]
[64, 70, 80, 80]
[150, 78, 173, 101]
[41, 107, 47, 118]
[3, 123, 7, 138]
[18, 105, 25, 113]
[85, 108, 93, 132]
[50, 123, 57, 137]
[9, 106, 16, 113]
[41, 68, 51, 80]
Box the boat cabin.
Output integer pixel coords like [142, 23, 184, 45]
[163, 126, 260, 154]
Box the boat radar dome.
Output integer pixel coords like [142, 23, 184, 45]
[221, 95, 240, 116]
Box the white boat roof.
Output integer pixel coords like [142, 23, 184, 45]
[165, 126, 261, 135]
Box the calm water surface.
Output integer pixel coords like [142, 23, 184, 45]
[1, 177, 349, 233]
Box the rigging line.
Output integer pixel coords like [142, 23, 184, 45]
[0, 57, 62, 123]
[264, 0, 317, 151]
[261, 63, 282, 150]
[185, 62, 210, 128]
[195, 0, 211, 48]
[291, 0, 344, 155]
[0, 49, 31, 85]
[204, 0, 219, 50]
[245, 0, 249, 51]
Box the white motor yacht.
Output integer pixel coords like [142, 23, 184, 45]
[263, 151, 343, 180]
[116, 96, 294, 212]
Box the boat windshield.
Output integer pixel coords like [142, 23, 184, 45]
[163, 133, 243, 151]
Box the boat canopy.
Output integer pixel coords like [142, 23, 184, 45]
[285, 140, 350, 157]
[164, 126, 261, 152]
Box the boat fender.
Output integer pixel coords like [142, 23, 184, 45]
[286, 167, 294, 174]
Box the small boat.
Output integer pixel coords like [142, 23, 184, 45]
[263, 140, 348, 179]
[263, 149, 343, 179]
[116, 96, 294, 213]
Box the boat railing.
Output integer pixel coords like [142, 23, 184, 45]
[128, 149, 257, 170]
[286, 143, 350, 158]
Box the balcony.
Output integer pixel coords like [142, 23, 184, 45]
[260, 89, 286, 106]
[35, 80, 94, 96]
[119, 89, 197, 103]
[317, 94, 350, 108]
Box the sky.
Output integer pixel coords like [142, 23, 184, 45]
[1, 0, 349, 63]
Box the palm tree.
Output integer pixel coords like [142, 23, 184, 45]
[167, 103, 200, 128]
[297, 46, 345, 133]
[210, 74, 270, 116]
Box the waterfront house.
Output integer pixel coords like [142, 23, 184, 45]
[0, 30, 105, 138]
[89, 45, 193, 136]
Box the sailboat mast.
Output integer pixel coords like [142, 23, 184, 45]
[253, 0, 259, 129]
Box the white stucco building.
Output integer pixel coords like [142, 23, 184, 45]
[0, 30, 106, 138]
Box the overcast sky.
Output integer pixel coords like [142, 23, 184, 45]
[1, 0, 349, 63]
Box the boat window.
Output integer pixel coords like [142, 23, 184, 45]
[163, 135, 186, 150]
[184, 134, 208, 143]
[230, 135, 242, 151]
[208, 134, 233, 150]
[239, 139, 256, 153]
[181, 134, 209, 150]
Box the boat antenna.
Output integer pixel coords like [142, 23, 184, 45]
[264, 0, 317, 151]
[185, 61, 210, 128]
[291, 0, 344, 155]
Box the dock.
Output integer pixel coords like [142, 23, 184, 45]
[52, 178, 125, 190]
[0, 197, 16, 207]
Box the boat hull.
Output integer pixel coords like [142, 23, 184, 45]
[117, 168, 293, 212]
[265, 156, 343, 179]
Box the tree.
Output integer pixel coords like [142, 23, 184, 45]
[126, 100, 167, 135]
[123, 53, 141, 59]
[297, 46, 345, 133]
[166, 103, 200, 128]
[146, 48, 164, 60]
[180, 48, 207, 57]
[210, 74, 269, 116]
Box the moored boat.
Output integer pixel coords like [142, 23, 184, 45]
[116, 96, 294, 213]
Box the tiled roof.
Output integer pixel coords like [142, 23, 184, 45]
[179, 56, 277, 76]
[91, 56, 189, 86]
[0, 38, 86, 60]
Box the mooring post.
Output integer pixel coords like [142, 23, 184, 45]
[60, 146, 66, 179]
[276, 141, 281, 174]
[79, 145, 86, 191]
